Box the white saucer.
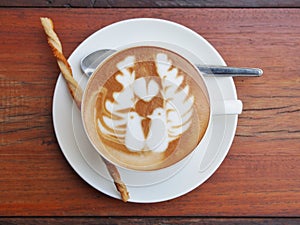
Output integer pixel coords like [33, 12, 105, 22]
[52, 18, 239, 203]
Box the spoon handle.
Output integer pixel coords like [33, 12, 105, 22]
[198, 65, 263, 77]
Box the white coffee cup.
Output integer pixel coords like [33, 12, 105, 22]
[81, 43, 242, 172]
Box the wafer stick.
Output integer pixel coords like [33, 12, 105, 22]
[40, 17, 129, 202]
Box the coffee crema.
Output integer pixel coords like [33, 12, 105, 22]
[82, 46, 210, 171]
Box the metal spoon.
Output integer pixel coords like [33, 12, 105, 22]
[80, 49, 263, 77]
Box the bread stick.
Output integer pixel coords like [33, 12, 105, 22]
[40, 17, 82, 108]
[103, 160, 129, 202]
[40, 17, 129, 202]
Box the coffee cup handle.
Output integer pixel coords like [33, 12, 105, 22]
[212, 99, 243, 115]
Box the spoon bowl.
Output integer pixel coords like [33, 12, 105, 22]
[81, 49, 116, 77]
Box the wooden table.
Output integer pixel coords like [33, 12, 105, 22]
[1, 1, 299, 224]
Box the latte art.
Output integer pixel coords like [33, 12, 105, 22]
[97, 53, 194, 153]
[82, 46, 210, 170]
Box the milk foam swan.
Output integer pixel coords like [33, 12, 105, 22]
[98, 53, 194, 153]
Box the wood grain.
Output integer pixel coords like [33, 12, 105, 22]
[0, 8, 299, 218]
[1, 0, 300, 8]
[0, 217, 299, 225]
